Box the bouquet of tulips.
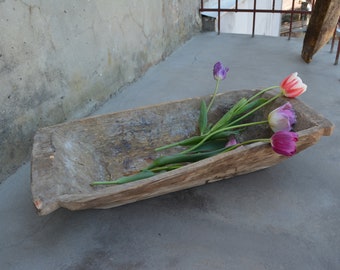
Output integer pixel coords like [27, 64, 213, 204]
[91, 62, 307, 186]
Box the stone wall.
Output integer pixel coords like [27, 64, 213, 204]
[0, 0, 201, 182]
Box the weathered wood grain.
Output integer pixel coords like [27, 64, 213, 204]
[301, 0, 340, 63]
[31, 90, 334, 215]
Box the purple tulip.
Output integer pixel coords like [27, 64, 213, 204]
[268, 102, 296, 132]
[213, 62, 229, 81]
[270, 131, 298, 156]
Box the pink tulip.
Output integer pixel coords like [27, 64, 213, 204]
[225, 136, 237, 147]
[270, 131, 298, 156]
[280, 72, 307, 98]
[268, 102, 296, 132]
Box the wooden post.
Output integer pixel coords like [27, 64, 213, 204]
[301, 0, 340, 63]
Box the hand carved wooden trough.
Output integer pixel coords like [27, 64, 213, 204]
[31, 90, 334, 215]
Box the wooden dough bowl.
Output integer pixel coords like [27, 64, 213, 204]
[31, 90, 334, 215]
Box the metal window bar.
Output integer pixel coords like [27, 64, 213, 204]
[199, 0, 315, 40]
[330, 16, 340, 65]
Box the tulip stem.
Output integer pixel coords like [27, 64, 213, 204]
[207, 79, 220, 113]
[247, 85, 279, 103]
[221, 138, 270, 152]
[180, 120, 268, 154]
[227, 93, 282, 127]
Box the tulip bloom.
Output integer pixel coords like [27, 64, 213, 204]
[268, 102, 296, 132]
[213, 62, 229, 81]
[270, 131, 298, 156]
[225, 136, 237, 147]
[280, 72, 307, 98]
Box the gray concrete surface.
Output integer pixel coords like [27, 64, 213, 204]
[0, 0, 201, 182]
[1, 33, 339, 270]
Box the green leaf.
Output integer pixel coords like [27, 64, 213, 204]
[210, 130, 242, 139]
[234, 98, 267, 118]
[192, 140, 227, 152]
[210, 97, 248, 132]
[148, 148, 225, 170]
[199, 100, 208, 135]
[90, 170, 156, 185]
[155, 130, 241, 152]
[155, 135, 204, 151]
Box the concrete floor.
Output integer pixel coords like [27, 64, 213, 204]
[1, 33, 339, 270]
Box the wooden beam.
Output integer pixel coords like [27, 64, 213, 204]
[301, 0, 340, 63]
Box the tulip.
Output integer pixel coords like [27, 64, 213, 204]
[213, 62, 229, 81]
[206, 62, 230, 114]
[270, 131, 298, 156]
[268, 102, 296, 132]
[225, 136, 237, 147]
[280, 72, 307, 98]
